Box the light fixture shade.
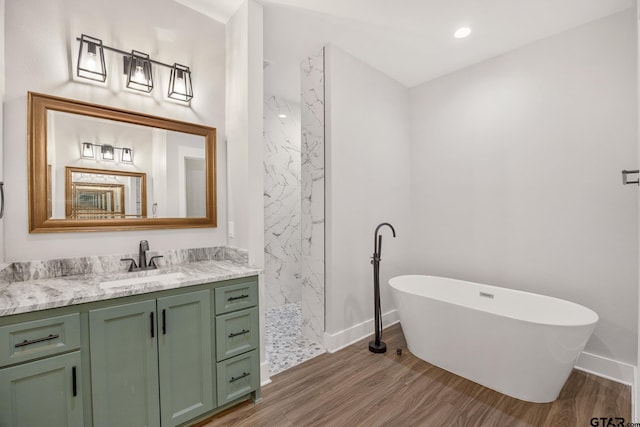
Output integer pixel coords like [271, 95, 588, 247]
[77, 34, 107, 82]
[126, 50, 153, 93]
[81, 142, 95, 158]
[168, 63, 193, 102]
[121, 148, 133, 163]
[101, 145, 114, 160]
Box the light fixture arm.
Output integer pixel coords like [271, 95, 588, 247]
[75, 37, 176, 71]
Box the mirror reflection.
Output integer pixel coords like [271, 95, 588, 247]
[49, 110, 206, 219]
[64, 167, 146, 219]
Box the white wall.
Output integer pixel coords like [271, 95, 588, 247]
[324, 45, 412, 338]
[636, 1, 640, 420]
[410, 10, 638, 366]
[225, 0, 267, 382]
[4, 0, 226, 261]
[225, 0, 263, 266]
[226, 4, 249, 252]
[0, 0, 5, 262]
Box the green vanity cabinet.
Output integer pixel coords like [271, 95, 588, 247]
[90, 290, 214, 427]
[0, 351, 84, 427]
[215, 307, 258, 360]
[0, 275, 259, 427]
[89, 299, 161, 427]
[214, 280, 259, 314]
[0, 313, 81, 367]
[216, 349, 259, 406]
[214, 279, 259, 406]
[0, 313, 84, 427]
[157, 291, 214, 426]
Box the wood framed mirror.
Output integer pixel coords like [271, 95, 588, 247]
[28, 92, 217, 232]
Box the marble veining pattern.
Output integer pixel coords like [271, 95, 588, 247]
[0, 263, 15, 283]
[221, 247, 250, 265]
[265, 302, 324, 375]
[264, 94, 302, 309]
[300, 48, 326, 344]
[0, 249, 257, 317]
[9, 246, 247, 282]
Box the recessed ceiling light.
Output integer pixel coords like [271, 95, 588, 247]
[278, 114, 287, 119]
[454, 27, 471, 39]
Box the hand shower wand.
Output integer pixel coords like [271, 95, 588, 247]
[369, 222, 396, 353]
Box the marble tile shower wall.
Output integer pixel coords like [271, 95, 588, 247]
[0, 247, 249, 283]
[264, 95, 302, 309]
[300, 48, 326, 345]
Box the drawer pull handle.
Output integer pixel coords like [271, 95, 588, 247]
[227, 294, 249, 302]
[230, 372, 250, 383]
[150, 312, 155, 338]
[72, 366, 77, 397]
[14, 333, 60, 348]
[228, 329, 250, 338]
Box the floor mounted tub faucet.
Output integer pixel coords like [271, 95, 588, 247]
[369, 222, 396, 354]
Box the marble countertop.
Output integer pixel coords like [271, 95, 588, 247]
[0, 260, 261, 318]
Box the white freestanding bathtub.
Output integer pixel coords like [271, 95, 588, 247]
[389, 275, 598, 403]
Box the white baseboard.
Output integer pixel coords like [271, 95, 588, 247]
[575, 351, 635, 386]
[323, 309, 399, 353]
[575, 352, 636, 421]
[260, 361, 272, 386]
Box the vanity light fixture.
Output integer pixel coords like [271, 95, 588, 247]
[121, 148, 133, 163]
[80, 143, 134, 163]
[101, 145, 115, 161]
[125, 51, 154, 93]
[75, 34, 194, 102]
[77, 35, 107, 82]
[168, 63, 193, 101]
[81, 142, 95, 159]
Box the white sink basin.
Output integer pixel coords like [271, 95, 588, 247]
[100, 272, 185, 290]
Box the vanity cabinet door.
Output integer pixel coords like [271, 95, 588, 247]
[157, 290, 214, 427]
[0, 351, 83, 427]
[89, 300, 160, 427]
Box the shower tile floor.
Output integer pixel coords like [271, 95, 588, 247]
[265, 302, 325, 376]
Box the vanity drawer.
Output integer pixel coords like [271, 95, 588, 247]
[214, 280, 258, 314]
[216, 307, 258, 361]
[216, 350, 259, 406]
[0, 313, 81, 367]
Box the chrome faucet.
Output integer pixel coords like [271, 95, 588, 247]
[120, 240, 163, 272]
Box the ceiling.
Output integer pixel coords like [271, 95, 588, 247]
[175, 0, 634, 100]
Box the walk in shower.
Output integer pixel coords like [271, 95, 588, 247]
[263, 93, 324, 375]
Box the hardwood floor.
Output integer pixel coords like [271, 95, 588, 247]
[203, 324, 631, 426]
